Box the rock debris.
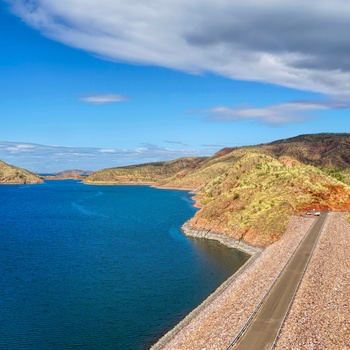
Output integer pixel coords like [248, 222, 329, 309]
[275, 212, 350, 350]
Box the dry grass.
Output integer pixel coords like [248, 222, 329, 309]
[0, 160, 43, 184]
[189, 152, 350, 246]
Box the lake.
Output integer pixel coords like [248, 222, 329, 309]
[0, 180, 250, 349]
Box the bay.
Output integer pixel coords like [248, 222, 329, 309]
[0, 180, 249, 350]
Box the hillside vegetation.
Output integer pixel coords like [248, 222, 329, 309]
[0, 160, 43, 184]
[86, 157, 207, 186]
[85, 133, 350, 246]
[188, 152, 350, 246]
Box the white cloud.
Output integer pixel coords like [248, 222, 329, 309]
[6, 0, 350, 98]
[5, 144, 36, 153]
[99, 148, 118, 153]
[80, 94, 128, 104]
[0, 141, 209, 172]
[197, 100, 350, 125]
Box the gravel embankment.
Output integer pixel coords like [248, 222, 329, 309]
[275, 212, 350, 350]
[152, 215, 315, 350]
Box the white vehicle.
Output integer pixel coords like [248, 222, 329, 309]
[314, 212, 321, 216]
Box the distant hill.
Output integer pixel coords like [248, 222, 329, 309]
[86, 133, 350, 188]
[85, 133, 350, 246]
[0, 160, 43, 184]
[56, 169, 93, 176]
[85, 157, 207, 187]
[263, 133, 350, 170]
[44, 169, 93, 180]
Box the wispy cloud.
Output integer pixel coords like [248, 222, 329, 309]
[5, 144, 36, 153]
[99, 148, 119, 153]
[0, 141, 209, 172]
[196, 100, 350, 125]
[201, 143, 226, 148]
[6, 0, 350, 98]
[165, 140, 190, 147]
[80, 94, 128, 104]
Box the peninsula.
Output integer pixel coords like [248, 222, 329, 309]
[0, 160, 43, 184]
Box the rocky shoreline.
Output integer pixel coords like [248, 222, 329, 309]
[151, 215, 315, 349]
[181, 222, 263, 256]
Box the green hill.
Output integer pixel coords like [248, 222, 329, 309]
[0, 160, 43, 184]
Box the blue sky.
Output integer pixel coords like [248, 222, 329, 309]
[1, 1, 350, 172]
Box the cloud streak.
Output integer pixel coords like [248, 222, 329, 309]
[6, 0, 350, 98]
[165, 140, 190, 147]
[80, 94, 128, 104]
[196, 100, 350, 125]
[0, 141, 209, 172]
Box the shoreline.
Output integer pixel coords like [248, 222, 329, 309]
[151, 224, 263, 350]
[151, 240, 262, 350]
[181, 222, 263, 256]
[84, 181, 199, 192]
[0, 181, 43, 185]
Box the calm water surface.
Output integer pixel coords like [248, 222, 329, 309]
[0, 180, 249, 350]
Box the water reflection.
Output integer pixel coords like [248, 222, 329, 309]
[190, 237, 250, 272]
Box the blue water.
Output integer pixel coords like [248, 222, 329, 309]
[0, 180, 250, 350]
